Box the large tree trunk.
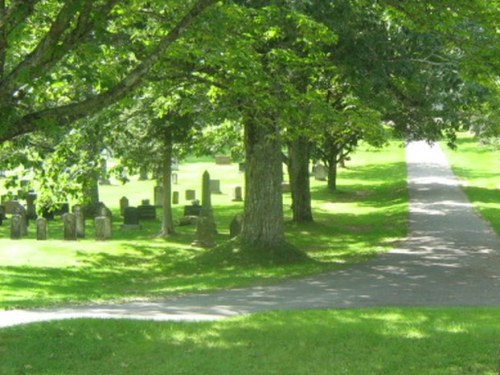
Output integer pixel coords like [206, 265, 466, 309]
[240, 119, 285, 247]
[288, 137, 313, 223]
[160, 129, 175, 237]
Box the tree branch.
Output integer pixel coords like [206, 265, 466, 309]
[0, 0, 218, 143]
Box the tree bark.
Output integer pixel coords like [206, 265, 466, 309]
[288, 137, 313, 223]
[327, 151, 339, 192]
[240, 119, 285, 247]
[160, 128, 175, 237]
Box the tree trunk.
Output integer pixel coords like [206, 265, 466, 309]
[82, 173, 100, 218]
[240, 119, 285, 247]
[288, 137, 313, 223]
[160, 129, 175, 237]
[327, 152, 338, 192]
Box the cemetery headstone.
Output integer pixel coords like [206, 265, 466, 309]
[232, 186, 243, 202]
[137, 200, 156, 220]
[13, 205, 28, 236]
[193, 170, 217, 247]
[62, 213, 77, 241]
[171, 158, 179, 171]
[36, 217, 48, 240]
[73, 206, 85, 238]
[10, 214, 22, 239]
[209, 179, 222, 194]
[26, 192, 37, 220]
[122, 207, 141, 230]
[171, 173, 178, 185]
[229, 214, 243, 239]
[95, 216, 112, 240]
[185, 189, 196, 201]
[119, 197, 129, 216]
[238, 162, 245, 172]
[154, 185, 164, 207]
[98, 204, 113, 224]
[4, 200, 23, 215]
[172, 191, 179, 205]
[314, 164, 328, 181]
[215, 155, 231, 165]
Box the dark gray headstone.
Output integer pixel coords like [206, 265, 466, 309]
[26, 192, 37, 220]
[119, 197, 129, 216]
[185, 190, 196, 201]
[95, 216, 112, 240]
[122, 207, 141, 230]
[209, 179, 222, 194]
[172, 191, 179, 205]
[10, 214, 22, 239]
[62, 213, 77, 241]
[229, 214, 243, 239]
[137, 203, 156, 220]
[233, 186, 243, 202]
[36, 217, 47, 240]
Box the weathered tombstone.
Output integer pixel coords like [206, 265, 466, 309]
[183, 203, 201, 216]
[172, 191, 179, 205]
[171, 173, 178, 185]
[314, 164, 328, 181]
[10, 214, 22, 239]
[215, 155, 231, 165]
[192, 171, 217, 247]
[36, 217, 48, 240]
[185, 189, 196, 201]
[137, 200, 156, 220]
[73, 206, 85, 238]
[209, 179, 222, 194]
[14, 205, 28, 236]
[154, 185, 164, 207]
[238, 162, 245, 172]
[95, 216, 112, 240]
[192, 216, 215, 248]
[232, 186, 243, 202]
[4, 200, 22, 215]
[26, 192, 37, 220]
[62, 213, 77, 241]
[122, 207, 141, 230]
[229, 214, 243, 239]
[98, 204, 113, 224]
[119, 197, 129, 216]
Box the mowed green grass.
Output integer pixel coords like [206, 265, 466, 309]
[2, 308, 500, 375]
[442, 133, 500, 234]
[0, 141, 408, 309]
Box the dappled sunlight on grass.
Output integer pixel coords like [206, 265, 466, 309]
[2, 308, 500, 374]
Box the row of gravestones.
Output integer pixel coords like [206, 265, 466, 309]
[153, 186, 244, 207]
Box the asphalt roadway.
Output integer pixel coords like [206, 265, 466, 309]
[1, 141, 499, 328]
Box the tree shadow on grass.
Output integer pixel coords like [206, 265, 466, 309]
[1, 309, 499, 374]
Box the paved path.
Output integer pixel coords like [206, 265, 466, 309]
[1, 142, 499, 328]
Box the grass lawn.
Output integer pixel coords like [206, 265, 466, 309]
[0, 141, 408, 310]
[442, 133, 500, 234]
[1, 307, 500, 374]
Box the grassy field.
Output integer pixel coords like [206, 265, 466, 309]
[1, 307, 500, 374]
[442, 133, 500, 234]
[0, 141, 408, 310]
